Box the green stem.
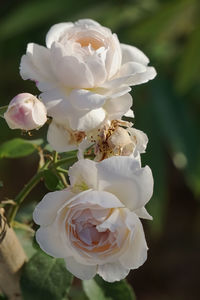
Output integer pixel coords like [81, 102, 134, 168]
[51, 155, 77, 168]
[8, 171, 44, 225]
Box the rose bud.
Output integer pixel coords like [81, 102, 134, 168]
[4, 93, 47, 130]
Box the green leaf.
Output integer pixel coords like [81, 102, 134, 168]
[0, 181, 3, 188]
[20, 252, 73, 300]
[83, 276, 136, 300]
[0, 138, 41, 158]
[43, 170, 65, 191]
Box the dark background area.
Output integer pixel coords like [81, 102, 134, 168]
[0, 0, 200, 299]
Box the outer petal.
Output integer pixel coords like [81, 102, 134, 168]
[75, 19, 102, 27]
[97, 156, 154, 211]
[121, 43, 149, 65]
[68, 190, 124, 209]
[97, 262, 129, 282]
[20, 43, 55, 86]
[40, 88, 73, 123]
[134, 207, 153, 220]
[65, 257, 97, 280]
[69, 159, 98, 190]
[119, 212, 148, 269]
[46, 22, 74, 48]
[33, 189, 73, 226]
[104, 93, 133, 120]
[35, 225, 67, 258]
[47, 121, 78, 153]
[69, 107, 106, 131]
[125, 66, 157, 86]
[50, 42, 94, 88]
[69, 89, 107, 110]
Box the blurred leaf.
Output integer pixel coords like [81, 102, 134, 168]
[43, 170, 65, 191]
[20, 252, 73, 300]
[150, 79, 200, 195]
[176, 25, 200, 93]
[0, 106, 8, 119]
[0, 181, 3, 188]
[0, 138, 36, 158]
[0, 294, 7, 300]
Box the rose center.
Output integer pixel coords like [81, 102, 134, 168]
[76, 37, 104, 50]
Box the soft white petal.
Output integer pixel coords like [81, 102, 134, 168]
[134, 207, 153, 220]
[40, 88, 73, 123]
[46, 22, 74, 48]
[65, 257, 97, 280]
[33, 189, 73, 226]
[20, 43, 55, 87]
[69, 159, 98, 189]
[126, 66, 157, 86]
[121, 43, 149, 65]
[119, 62, 146, 77]
[69, 89, 107, 110]
[75, 19, 102, 27]
[47, 121, 77, 153]
[35, 225, 67, 258]
[128, 128, 148, 154]
[69, 107, 106, 131]
[104, 93, 133, 120]
[50, 42, 94, 88]
[97, 262, 129, 282]
[78, 139, 93, 160]
[68, 190, 124, 209]
[97, 156, 153, 211]
[124, 109, 134, 118]
[119, 212, 148, 269]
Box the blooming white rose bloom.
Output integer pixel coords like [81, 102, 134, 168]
[33, 156, 153, 282]
[4, 93, 47, 131]
[20, 19, 156, 150]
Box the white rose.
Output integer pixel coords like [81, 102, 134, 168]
[20, 19, 156, 148]
[4, 93, 47, 131]
[33, 156, 153, 282]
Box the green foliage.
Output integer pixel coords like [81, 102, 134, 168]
[0, 138, 43, 159]
[20, 252, 73, 300]
[43, 169, 65, 191]
[83, 276, 136, 300]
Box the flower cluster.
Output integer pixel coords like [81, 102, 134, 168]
[5, 19, 156, 282]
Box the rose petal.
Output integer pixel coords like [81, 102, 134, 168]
[97, 156, 154, 211]
[33, 189, 73, 226]
[69, 159, 98, 189]
[46, 22, 74, 48]
[69, 107, 106, 131]
[35, 225, 67, 258]
[20, 43, 55, 87]
[47, 121, 78, 153]
[50, 42, 94, 88]
[119, 212, 148, 269]
[97, 262, 129, 282]
[121, 43, 149, 65]
[69, 89, 107, 110]
[65, 257, 97, 280]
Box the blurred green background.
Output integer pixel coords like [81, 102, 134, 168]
[0, 0, 200, 299]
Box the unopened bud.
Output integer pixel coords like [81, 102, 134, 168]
[4, 93, 47, 130]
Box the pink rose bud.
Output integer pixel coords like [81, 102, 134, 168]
[4, 93, 47, 130]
